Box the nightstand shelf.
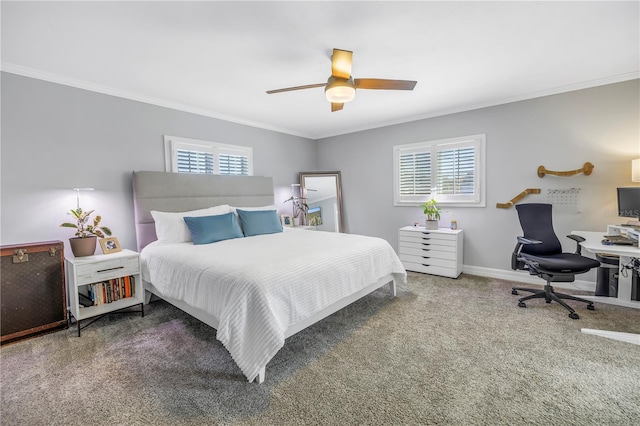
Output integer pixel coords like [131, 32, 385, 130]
[65, 249, 144, 336]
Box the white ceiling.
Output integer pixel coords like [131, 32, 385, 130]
[2, 1, 638, 140]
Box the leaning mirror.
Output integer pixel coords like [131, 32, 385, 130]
[299, 171, 343, 232]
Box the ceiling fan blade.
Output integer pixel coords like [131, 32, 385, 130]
[331, 102, 344, 112]
[331, 49, 353, 79]
[266, 83, 325, 94]
[354, 79, 417, 91]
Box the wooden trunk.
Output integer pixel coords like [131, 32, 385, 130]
[1, 241, 68, 344]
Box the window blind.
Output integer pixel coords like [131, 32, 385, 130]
[165, 136, 253, 176]
[219, 154, 250, 175]
[436, 146, 475, 195]
[176, 149, 214, 174]
[393, 134, 485, 206]
[399, 151, 431, 196]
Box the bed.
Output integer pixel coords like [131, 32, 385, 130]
[132, 170, 407, 383]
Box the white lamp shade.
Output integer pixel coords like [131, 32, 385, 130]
[633, 158, 640, 182]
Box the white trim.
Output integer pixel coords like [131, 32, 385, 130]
[3, 63, 637, 140]
[461, 264, 596, 292]
[580, 329, 640, 345]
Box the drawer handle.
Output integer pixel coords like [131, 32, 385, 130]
[422, 257, 430, 260]
[96, 266, 125, 273]
[422, 237, 431, 240]
[422, 243, 430, 246]
[422, 264, 430, 267]
[422, 248, 430, 251]
[421, 232, 430, 235]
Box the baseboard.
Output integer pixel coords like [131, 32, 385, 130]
[461, 265, 596, 292]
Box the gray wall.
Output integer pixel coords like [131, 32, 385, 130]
[316, 80, 640, 277]
[0, 72, 317, 253]
[2, 72, 638, 284]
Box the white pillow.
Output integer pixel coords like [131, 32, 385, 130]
[151, 204, 230, 243]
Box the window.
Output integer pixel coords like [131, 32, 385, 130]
[164, 136, 253, 176]
[393, 134, 486, 207]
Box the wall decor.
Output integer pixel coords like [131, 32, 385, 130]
[537, 162, 594, 178]
[496, 188, 541, 209]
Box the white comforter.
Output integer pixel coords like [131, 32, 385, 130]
[140, 228, 407, 382]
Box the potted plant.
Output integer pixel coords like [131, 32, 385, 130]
[420, 199, 441, 230]
[285, 196, 309, 226]
[61, 208, 112, 257]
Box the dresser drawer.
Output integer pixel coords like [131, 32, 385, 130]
[399, 234, 457, 247]
[399, 254, 456, 268]
[401, 261, 460, 278]
[75, 256, 139, 285]
[399, 229, 457, 241]
[399, 240, 457, 253]
[399, 245, 457, 260]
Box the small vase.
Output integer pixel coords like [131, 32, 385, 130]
[425, 220, 439, 230]
[69, 236, 97, 257]
[293, 217, 300, 227]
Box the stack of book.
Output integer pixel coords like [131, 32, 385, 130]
[83, 276, 136, 306]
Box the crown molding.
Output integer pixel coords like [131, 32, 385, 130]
[0, 62, 310, 139]
[317, 71, 640, 139]
[3, 62, 637, 141]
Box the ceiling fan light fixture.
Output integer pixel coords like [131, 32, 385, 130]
[325, 77, 356, 103]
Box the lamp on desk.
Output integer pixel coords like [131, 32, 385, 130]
[632, 159, 640, 183]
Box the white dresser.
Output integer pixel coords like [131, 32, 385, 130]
[398, 226, 463, 278]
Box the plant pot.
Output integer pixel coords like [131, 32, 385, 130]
[425, 220, 439, 230]
[69, 236, 97, 257]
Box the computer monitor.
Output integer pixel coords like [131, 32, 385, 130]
[617, 187, 640, 224]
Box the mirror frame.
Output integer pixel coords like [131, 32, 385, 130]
[299, 171, 343, 233]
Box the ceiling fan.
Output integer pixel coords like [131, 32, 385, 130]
[266, 48, 417, 112]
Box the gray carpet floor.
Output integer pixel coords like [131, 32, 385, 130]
[1, 272, 639, 425]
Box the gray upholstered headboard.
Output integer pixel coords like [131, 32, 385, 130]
[132, 171, 275, 251]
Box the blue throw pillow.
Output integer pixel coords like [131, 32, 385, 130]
[236, 209, 283, 237]
[183, 212, 244, 245]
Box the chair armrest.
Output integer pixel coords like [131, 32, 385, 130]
[517, 236, 542, 245]
[566, 234, 584, 255]
[512, 236, 541, 270]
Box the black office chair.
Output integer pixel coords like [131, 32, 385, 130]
[511, 203, 600, 319]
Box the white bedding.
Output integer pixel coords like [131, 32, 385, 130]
[140, 228, 407, 382]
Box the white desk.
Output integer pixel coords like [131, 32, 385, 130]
[571, 229, 640, 345]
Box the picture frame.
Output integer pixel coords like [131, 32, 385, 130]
[280, 214, 293, 228]
[307, 206, 322, 226]
[99, 237, 122, 254]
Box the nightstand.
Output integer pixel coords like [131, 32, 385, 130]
[65, 249, 144, 336]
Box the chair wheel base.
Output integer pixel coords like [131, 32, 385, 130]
[518, 301, 527, 308]
[569, 312, 579, 319]
[512, 289, 518, 295]
[587, 304, 595, 311]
